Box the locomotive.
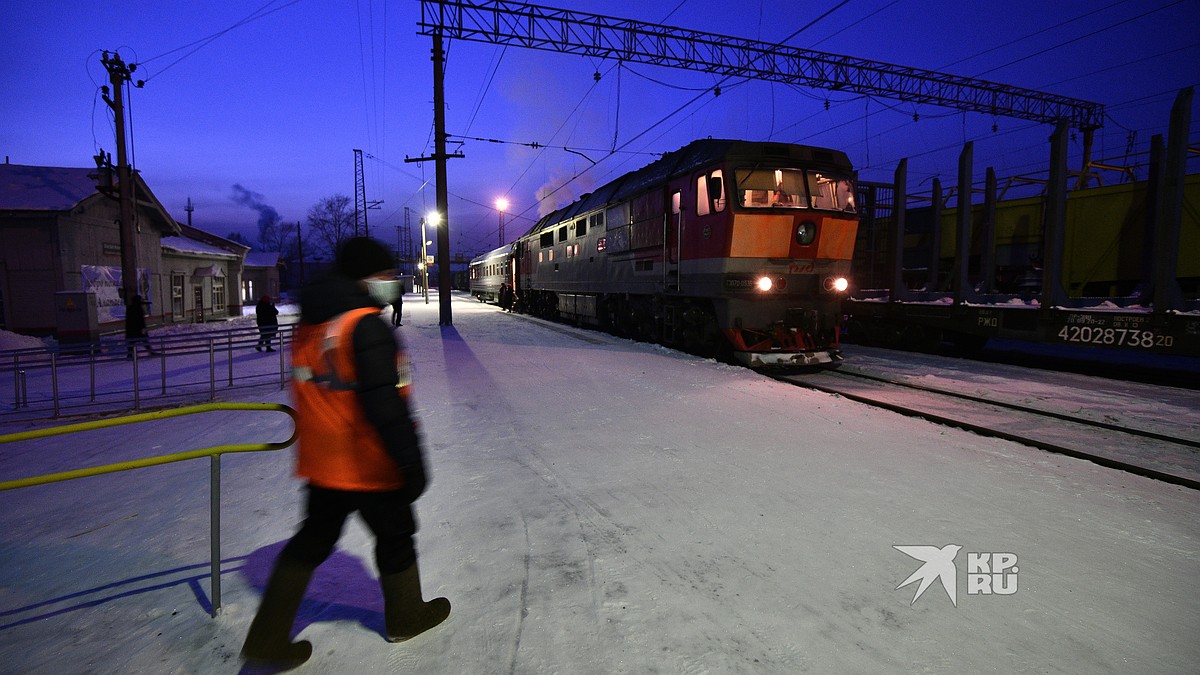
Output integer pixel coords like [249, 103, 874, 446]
[469, 139, 859, 366]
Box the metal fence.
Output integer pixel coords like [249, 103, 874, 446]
[2, 324, 296, 420]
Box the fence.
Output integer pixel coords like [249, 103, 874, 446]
[2, 324, 295, 420]
[0, 402, 298, 617]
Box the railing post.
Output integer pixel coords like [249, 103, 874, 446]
[19, 370, 27, 408]
[12, 354, 19, 410]
[90, 348, 96, 402]
[133, 348, 141, 410]
[226, 334, 233, 387]
[209, 339, 216, 401]
[279, 335, 286, 390]
[210, 453, 221, 617]
[161, 350, 167, 395]
[51, 353, 60, 419]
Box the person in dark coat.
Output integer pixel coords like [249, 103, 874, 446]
[391, 289, 403, 327]
[124, 294, 155, 359]
[241, 237, 449, 669]
[255, 295, 280, 351]
[498, 283, 513, 312]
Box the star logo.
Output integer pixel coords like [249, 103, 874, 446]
[894, 544, 962, 606]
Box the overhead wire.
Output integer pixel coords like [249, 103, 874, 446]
[138, 0, 304, 83]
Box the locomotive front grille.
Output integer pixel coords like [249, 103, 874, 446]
[784, 308, 820, 332]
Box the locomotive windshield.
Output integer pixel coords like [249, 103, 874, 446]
[735, 167, 856, 213]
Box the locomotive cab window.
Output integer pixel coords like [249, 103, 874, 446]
[695, 170, 726, 216]
[736, 167, 808, 209]
[808, 172, 857, 212]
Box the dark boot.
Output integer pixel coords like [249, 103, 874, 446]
[381, 563, 451, 642]
[241, 557, 315, 669]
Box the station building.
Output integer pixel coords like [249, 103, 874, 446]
[0, 161, 278, 341]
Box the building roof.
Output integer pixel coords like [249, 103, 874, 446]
[245, 251, 282, 268]
[0, 162, 181, 236]
[0, 163, 99, 211]
[161, 235, 241, 259]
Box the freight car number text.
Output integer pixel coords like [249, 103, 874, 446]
[1056, 326, 1173, 348]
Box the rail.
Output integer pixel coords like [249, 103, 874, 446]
[0, 402, 298, 617]
[2, 323, 295, 419]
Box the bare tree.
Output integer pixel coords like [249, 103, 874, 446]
[258, 218, 294, 255]
[305, 194, 354, 259]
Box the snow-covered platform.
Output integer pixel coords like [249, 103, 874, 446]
[2, 292, 1197, 673]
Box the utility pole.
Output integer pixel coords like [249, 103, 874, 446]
[185, 196, 194, 227]
[406, 28, 463, 326]
[296, 221, 306, 285]
[101, 51, 140, 306]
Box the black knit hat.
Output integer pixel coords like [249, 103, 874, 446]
[335, 236, 395, 280]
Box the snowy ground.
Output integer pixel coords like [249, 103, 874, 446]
[1, 292, 1198, 673]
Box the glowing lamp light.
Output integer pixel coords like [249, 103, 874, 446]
[756, 276, 774, 292]
[824, 276, 849, 292]
[495, 197, 509, 212]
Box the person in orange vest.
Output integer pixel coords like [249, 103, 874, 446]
[241, 237, 449, 669]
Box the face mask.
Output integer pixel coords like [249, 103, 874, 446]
[364, 278, 401, 305]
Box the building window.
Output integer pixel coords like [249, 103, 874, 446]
[171, 273, 184, 318]
[243, 279, 254, 302]
[212, 279, 225, 313]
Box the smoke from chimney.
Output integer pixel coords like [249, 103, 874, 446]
[230, 184, 281, 244]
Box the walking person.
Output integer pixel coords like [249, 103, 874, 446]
[124, 294, 155, 359]
[392, 288, 403, 327]
[255, 295, 280, 351]
[241, 237, 450, 669]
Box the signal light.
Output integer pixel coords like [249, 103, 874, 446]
[756, 276, 773, 292]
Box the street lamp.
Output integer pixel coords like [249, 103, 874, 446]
[495, 197, 509, 247]
[421, 212, 440, 304]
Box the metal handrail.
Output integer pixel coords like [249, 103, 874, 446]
[0, 402, 298, 617]
[5, 324, 296, 418]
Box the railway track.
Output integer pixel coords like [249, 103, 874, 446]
[775, 367, 1200, 491]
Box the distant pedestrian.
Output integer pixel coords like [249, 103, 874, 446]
[124, 294, 155, 359]
[498, 283, 513, 312]
[241, 237, 449, 669]
[392, 287, 403, 327]
[255, 295, 280, 352]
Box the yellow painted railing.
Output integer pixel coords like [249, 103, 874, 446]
[0, 402, 297, 616]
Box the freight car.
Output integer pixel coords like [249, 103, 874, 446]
[471, 139, 859, 366]
[845, 123, 1199, 358]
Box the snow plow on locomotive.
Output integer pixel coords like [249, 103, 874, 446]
[472, 139, 858, 367]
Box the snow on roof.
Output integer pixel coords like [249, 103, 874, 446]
[0, 163, 97, 211]
[160, 235, 240, 259]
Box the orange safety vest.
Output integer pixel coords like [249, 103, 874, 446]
[291, 306, 412, 491]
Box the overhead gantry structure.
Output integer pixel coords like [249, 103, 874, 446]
[417, 0, 1104, 130]
[413, 0, 1107, 324]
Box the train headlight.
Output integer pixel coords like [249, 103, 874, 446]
[795, 220, 817, 246]
[823, 276, 849, 292]
[756, 276, 774, 292]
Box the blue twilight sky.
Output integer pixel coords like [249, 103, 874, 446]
[2, 0, 1197, 259]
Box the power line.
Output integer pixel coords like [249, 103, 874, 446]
[138, 0, 304, 83]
